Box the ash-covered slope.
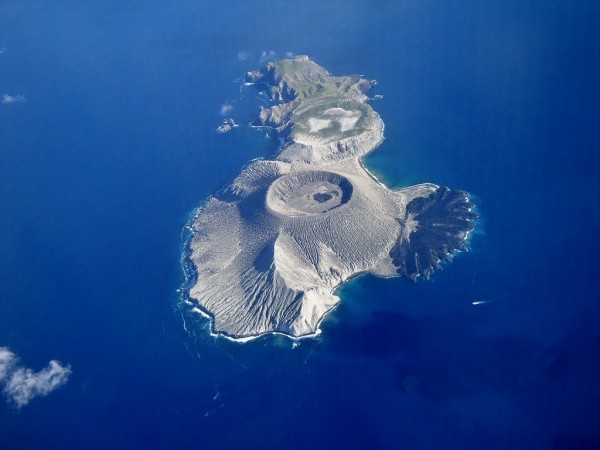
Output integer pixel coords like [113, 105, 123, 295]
[187, 56, 477, 340]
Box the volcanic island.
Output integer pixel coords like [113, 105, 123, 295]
[187, 56, 477, 340]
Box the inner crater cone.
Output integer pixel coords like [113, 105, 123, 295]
[266, 170, 353, 217]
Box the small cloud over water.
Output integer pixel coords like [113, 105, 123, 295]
[2, 94, 26, 104]
[0, 347, 72, 409]
[220, 102, 234, 116]
[259, 50, 277, 64]
[239, 50, 295, 65]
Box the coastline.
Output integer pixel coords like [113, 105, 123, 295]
[178, 207, 335, 344]
[179, 192, 475, 344]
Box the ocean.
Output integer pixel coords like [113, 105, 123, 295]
[1, 0, 599, 449]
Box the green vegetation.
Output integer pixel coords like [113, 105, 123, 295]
[265, 58, 375, 143]
[272, 58, 362, 101]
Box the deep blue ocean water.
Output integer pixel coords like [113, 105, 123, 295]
[1, 1, 599, 449]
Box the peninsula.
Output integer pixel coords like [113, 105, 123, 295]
[187, 56, 477, 340]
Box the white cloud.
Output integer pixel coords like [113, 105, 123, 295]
[2, 94, 26, 104]
[237, 51, 251, 61]
[0, 349, 16, 379]
[0, 47, 5, 55]
[0, 347, 71, 409]
[220, 102, 233, 116]
[259, 50, 277, 64]
[285, 51, 295, 58]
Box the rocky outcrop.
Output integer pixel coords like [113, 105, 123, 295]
[216, 118, 237, 134]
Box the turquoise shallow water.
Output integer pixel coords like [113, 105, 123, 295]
[1, 1, 599, 449]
